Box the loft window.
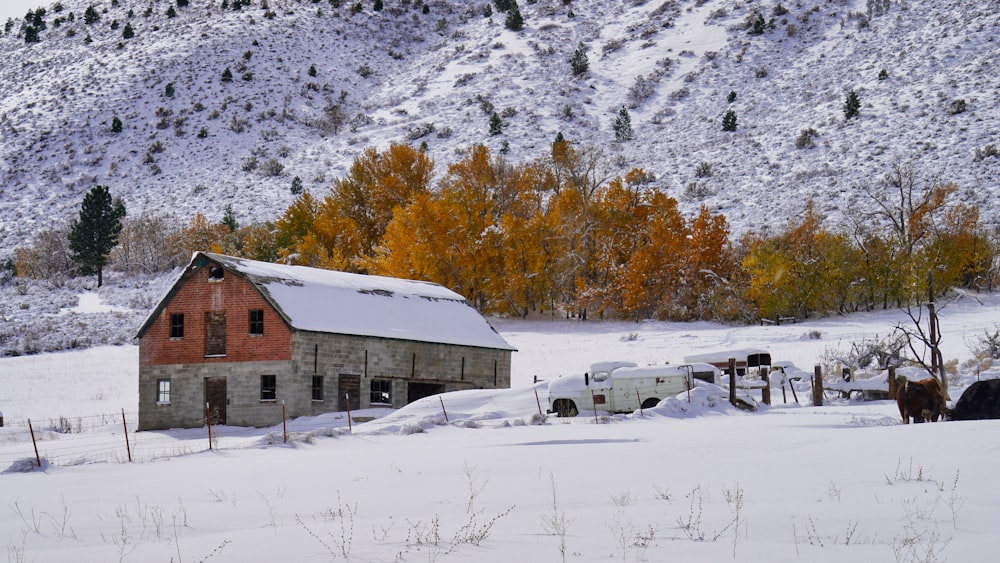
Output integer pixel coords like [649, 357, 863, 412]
[156, 379, 171, 404]
[261, 374, 277, 401]
[370, 379, 392, 405]
[208, 265, 225, 281]
[312, 376, 324, 402]
[249, 309, 264, 335]
[169, 313, 184, 338]
[205, 311, 226, 356]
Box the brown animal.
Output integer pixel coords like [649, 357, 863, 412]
[896, 377, 945, 424]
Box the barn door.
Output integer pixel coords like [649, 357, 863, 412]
[205, 377, 227, 425]
[407, 382, 445, 404]
[338, 374, 361, 411]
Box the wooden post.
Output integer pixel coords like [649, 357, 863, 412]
[761, 369, 771, 405]
[591, 390, 600, 424]
[888, 366, 898, 400]
[812, 366, 823, 406]
[121, 408, 132, 463]
[728, 358, 737, 407]
[28, 419, 41, 467]
[205, 402, 213, 450]
[346, 393, 353, 432]
[636, 389, 643, 416]
[282, 401, 287, 444]
[438, 395, 448, 423]
[534, 388, 544, 418]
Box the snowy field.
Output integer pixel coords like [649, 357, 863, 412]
[2, 293, 1000, 562]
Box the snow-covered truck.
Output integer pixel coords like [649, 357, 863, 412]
[547, 361, 721, 417]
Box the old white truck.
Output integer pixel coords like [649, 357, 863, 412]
[548, 361, 721, 417]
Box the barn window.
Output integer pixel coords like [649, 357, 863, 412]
[208, 265, 225, 281]
[249, 309, 264, 335]
[205, 311, 226, 356]
[312, 376, 324, 402]
[261, 374, 277, 401]
[156, 379, 171, 404]
[169, 313, 184, 338]
[370, 379, 392, 405]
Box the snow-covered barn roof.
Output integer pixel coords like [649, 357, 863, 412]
[138, 252, 516, 352]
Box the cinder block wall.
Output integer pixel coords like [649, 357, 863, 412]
[138, 360, 292, 430]
[293, 331, 512, 413]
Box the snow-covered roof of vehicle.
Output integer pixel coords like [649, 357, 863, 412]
[682, 348, 771, 364]
[609, 365, 696, 379]
[138, 252, 516, 351]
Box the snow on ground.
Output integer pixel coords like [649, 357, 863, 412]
[2, 294, 1000, 561]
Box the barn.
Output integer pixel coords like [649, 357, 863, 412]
[136, 252, 516, 430]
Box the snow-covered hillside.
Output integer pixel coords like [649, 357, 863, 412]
[1, 0, 997, 257]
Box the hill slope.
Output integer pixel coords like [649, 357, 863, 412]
[1, 0, 997, 257]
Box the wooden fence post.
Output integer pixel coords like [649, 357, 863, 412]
[813, 366, 824, 406]
[438, 395, 448, 423]
[205, 402, 213, 450]
[761, 370, 771, 405]
[28, 419, 41, 467]
[346, 393, 353, 432]
[728, 358, 737, 407]
[122, 408, 132, 462]
[887, 366, 898, 400]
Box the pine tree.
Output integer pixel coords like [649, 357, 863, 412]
[489, 112, 503, 135]
[122, 22, 134, 39]
[222, 205, 238, 232]
[24, 25, 39, 43]
[570, 43, 588, 76]
[722, 109, 737, 131]
[111, 116, 123, 133]
[221, 67, 233, 82]
[373, 0, 383, 11]
[177, 0, 190, 7]
[504, 3, 524, 31]
[844, 89, 861, 120]
[166, 6, 177, 18]
[308, 64, 317, 77]
[290, 176, 304, 195]
[31, 10, 46, 30]
[68, 185, 126, 287]
[164, 82, 174, 97]
[84, 5, 99, 24]
[614, 106, 634, 142]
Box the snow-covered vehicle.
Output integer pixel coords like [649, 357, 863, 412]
[547, 361, 720, 417]
[682, 348, 772, 377]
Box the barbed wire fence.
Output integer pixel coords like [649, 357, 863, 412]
[0, 389, 564, 470]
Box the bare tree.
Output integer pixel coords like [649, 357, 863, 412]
[895, 271, 949, 399]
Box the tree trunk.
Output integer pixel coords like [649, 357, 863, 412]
[927, 271, 949, 400]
